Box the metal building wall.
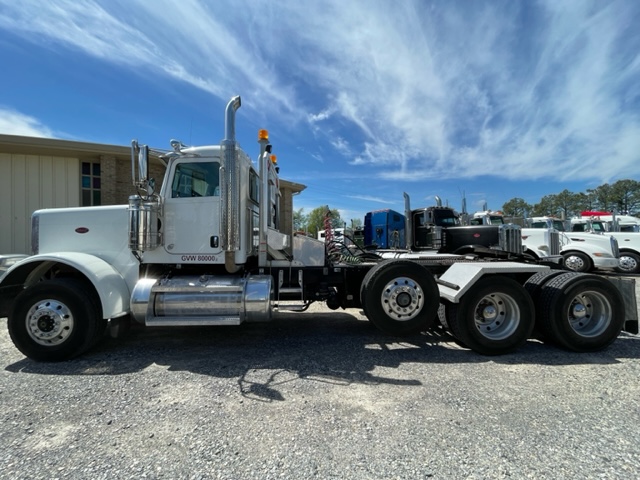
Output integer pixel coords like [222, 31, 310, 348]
[0, 153, 80, 254]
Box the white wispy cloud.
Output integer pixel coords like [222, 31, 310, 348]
[1, 0, 638, 184]
[345, 195, 394, 205]
[0, 108, 54, 137]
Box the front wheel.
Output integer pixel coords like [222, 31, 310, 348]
[616, 251, 640, 274]
[444, 276, 534, 355]
[361, 260, 439, 335]
[562, 251, 592, 272]
[8, 278, 104, 361]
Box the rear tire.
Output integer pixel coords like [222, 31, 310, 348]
[537, 272, 624, 352]
[8, 278, 104, 361]
[361, 260, 439, 335]
[445, 276, 534, 355]
[524, 270, 567, 340]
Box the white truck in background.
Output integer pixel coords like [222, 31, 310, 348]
[471, 211, 619, 273]
[528, 217, 620, 273]
[576, 211, 640, 233]
[470, 211, 562, 266]
[570, 216, 640, 274]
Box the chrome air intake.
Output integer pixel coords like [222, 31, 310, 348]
[128, 195, 161, 251]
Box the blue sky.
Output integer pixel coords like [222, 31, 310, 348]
[1, 0, 639, 224]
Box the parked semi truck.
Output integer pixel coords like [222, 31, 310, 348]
[0, 96, 637, 361]
[578, 211, 640, 233]
[529, 217, 620, 273]
[470, 211, 562, 264]
[473, 211, 620, 273]
[363, 200, 533, 266]
[571, 216, 640, 274]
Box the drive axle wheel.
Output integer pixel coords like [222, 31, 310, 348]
[361, 260, 439, 335]
[444, 276, 534, 355]
[537, 272, 624, 352]
[8, 278, 104, 361]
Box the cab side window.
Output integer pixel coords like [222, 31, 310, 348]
[172, 162, 220, 198]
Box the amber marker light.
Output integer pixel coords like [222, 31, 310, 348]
[258, 129, 269, 140]
[270, 155, 277, 164]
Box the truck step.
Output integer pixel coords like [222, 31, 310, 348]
[274, 303, 308, 312]
[145, 316, 242, 326]
[278, 287, 303, 294]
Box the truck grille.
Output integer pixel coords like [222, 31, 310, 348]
[549, 231, 561, 256]
[498, 224, 523, 254]
[610, 236, 620, 258]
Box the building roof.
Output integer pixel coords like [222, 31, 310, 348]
[0, 134, 158, 162]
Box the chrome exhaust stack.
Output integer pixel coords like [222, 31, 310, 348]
[404, 192, 413, 250]
[220, 96, 242, 272]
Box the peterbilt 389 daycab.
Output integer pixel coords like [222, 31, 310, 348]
[0, 96, 637, 361]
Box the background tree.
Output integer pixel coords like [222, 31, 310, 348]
[610, 179, 640, 214]
[501, 197, 532, 217]
[554, 189, 588, 219]
[531, 194, 558, 217]
[586, 183, 615, 212]
[293, 208, 308, 233]
[306, 205, 343, 237]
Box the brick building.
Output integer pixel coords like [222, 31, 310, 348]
[0, 134, 304, 254]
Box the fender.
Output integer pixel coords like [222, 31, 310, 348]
[0, 252, 131, 319]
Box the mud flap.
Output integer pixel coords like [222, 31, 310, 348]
[605, 276, 638, 334]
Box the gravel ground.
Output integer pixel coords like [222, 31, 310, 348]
[1, 277, 640, 480]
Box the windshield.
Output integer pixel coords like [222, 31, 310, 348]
[433, 210, 459, 226]
[531, 220, 565, 231]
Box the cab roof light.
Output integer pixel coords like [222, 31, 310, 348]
[258, 129, 269, 141]
[270, 154, 277, 164]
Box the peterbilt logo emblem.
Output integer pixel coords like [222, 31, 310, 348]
[473, 233, 480, 238]
[75, 227, 89, 234]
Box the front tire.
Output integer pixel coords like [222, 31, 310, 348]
[361, 260, 439, 335]
[537, 272, 624, 352]
[8, 278, 104, 361]
[444, 276, 534, 355]
[562, 251, 592, 272]
[616, 251, 640, 274]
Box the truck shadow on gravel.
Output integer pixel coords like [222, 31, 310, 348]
[6, 311, 640, 401]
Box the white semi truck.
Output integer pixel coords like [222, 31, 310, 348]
[571, 217, 640, 274]
[528, 217, 620, 273]
[0, 97, 637, 361]
[470, 211, 563, 265]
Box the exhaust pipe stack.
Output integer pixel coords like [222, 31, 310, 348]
[220, 96, 242, 272]
[404, 193, 413, 250]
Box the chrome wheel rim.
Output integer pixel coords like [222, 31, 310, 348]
[618, 255, 637, 273]
[566, 290, 611, 337]
[473, 292, 520, 340]
[564, 255, 586, 272]
[26, 299, 74, 346]
[381, 277, 424, 322]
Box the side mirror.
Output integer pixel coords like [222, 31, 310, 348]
[131, 140, 151, 194]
